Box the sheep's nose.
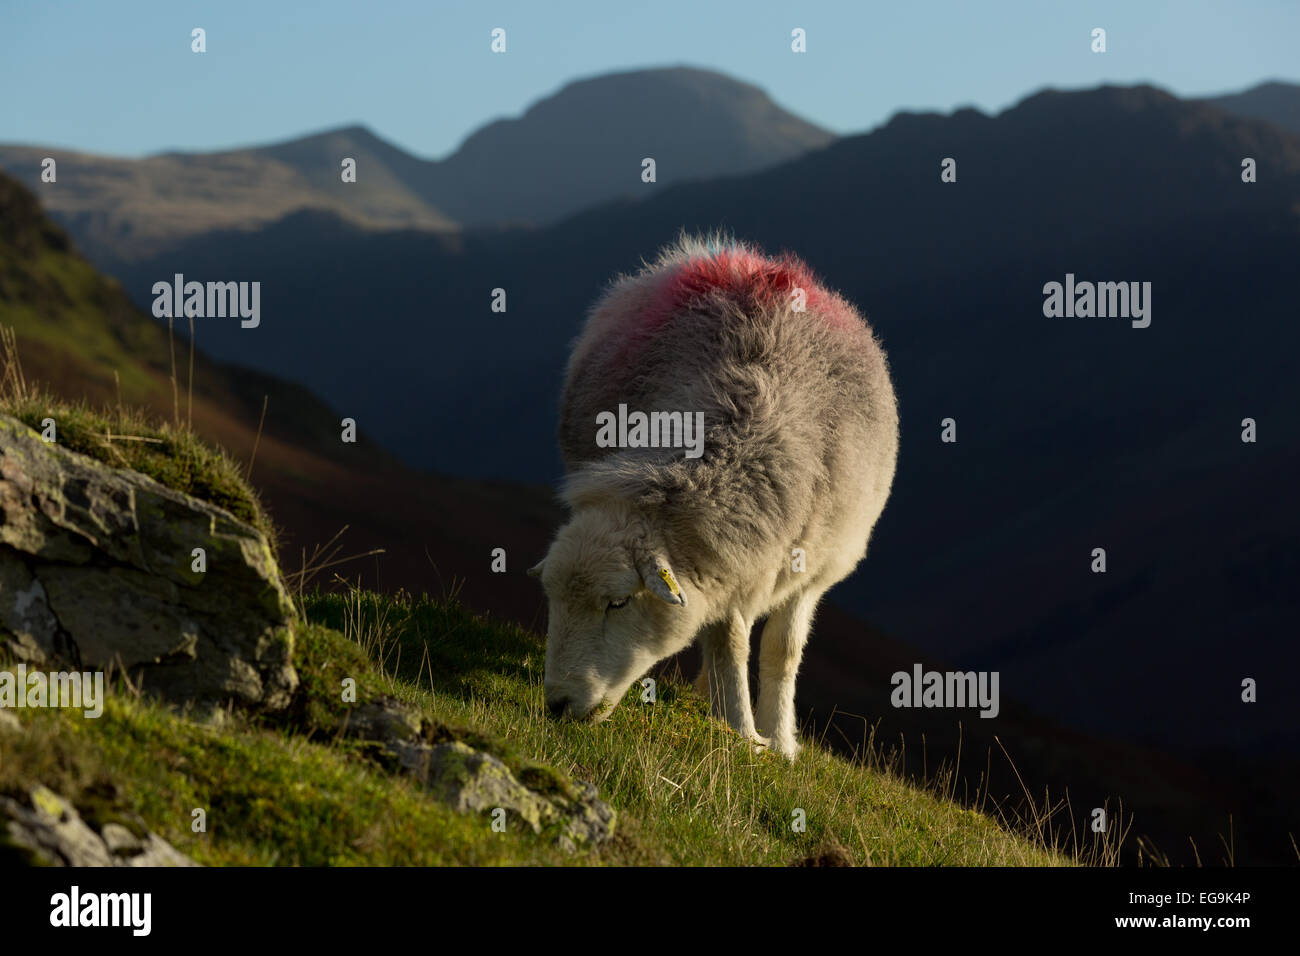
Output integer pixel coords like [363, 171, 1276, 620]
[547, 696, 568, 718]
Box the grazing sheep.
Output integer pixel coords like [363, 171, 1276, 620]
[530, 234, 898, 757]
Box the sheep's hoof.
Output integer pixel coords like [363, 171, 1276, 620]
[755, 731, 801, 759]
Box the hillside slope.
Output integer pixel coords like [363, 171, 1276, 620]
[1, 577, 1073, 866]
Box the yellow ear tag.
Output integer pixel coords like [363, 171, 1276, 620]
[658, 567, 681, 598]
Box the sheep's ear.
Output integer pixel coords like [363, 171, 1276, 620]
[527, 560, 544, 579]
[639, 557, 687, 607]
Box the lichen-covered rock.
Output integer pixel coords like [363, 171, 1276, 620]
[0, 415, 296, 710]
[419, 741, 554, 831]
[345, 696, 423, 743]
[412, 741, 615, 849]
[339, 696, 615, 849]
[0, 785, 198, 866]
[559, 779, 617, 850]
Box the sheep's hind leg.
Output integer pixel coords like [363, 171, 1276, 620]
[756, 587, 823, 758]
[697, 613, 766, 748]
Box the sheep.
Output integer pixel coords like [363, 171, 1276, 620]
[529, 234, 899, 757]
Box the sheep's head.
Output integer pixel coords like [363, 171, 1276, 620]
[531, 506, 696, 721]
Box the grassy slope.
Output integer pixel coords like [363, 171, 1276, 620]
[296, 590, 1068, 866]
[1, 582, 1068, 866]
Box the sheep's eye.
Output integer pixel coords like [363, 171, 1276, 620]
[607, 597, 630, 611]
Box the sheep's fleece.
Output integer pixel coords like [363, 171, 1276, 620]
[532, 234, 898, 758]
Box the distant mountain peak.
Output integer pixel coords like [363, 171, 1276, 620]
[1206, 78, 1300, 97]
[1200, 79, 1300, 135]
[429, 64, 835, 225]
[1009, 83, 1180, 115]
[548, 64, 778, 95]
[258, 122, 407, 154]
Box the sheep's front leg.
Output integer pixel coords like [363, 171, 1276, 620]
[756, 588, 822, 758]
[697, 613, 764, 746]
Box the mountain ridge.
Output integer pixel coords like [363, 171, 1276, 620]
[0, 66, 835, 266]
[1201, 79, 1300, 135]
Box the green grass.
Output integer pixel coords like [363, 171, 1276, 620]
[1, 582, 1081, 866]
[296, 589, 1076, 866]
[0, 241, 170, 402]
[1, 691, 573, 866]
[0, 173, 182, 404]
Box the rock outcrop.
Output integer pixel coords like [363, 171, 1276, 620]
[0, 415, 296, 710]
[0, 784, 198, 866]
[345, 697, 615, 850]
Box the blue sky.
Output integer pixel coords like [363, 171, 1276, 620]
[3, 0, 1297, 158]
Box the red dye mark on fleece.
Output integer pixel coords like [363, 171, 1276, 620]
[606, 248, 854, 371]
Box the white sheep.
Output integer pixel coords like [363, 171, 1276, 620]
[530, 234, 899, 757]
